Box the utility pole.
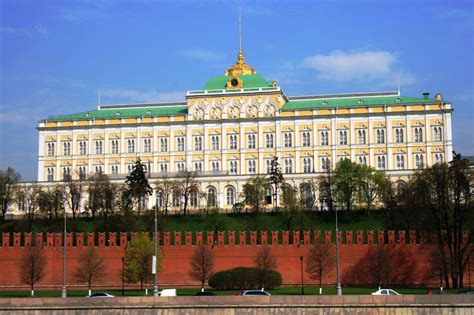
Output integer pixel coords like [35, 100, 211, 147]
[61, 209, 67, 298]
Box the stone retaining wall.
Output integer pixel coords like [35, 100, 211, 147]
[0, 296, 473, 315]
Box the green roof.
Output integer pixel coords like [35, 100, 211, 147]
[203, 74, 274, 90]
[282, 95, 442, 111]
[44, 105, 187, 122]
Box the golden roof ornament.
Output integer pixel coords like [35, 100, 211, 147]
[225, 50, 256, 77]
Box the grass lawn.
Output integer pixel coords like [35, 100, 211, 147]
[0, 286, 462, 298]
[0, 210, 386, 234]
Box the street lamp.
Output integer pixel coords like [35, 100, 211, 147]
[300, 256, 304, 295]
[61, 209, 67, 298]
[121, 256, 125, 296]
[153, 191, 162, 297]
[335, 205, 342, 296]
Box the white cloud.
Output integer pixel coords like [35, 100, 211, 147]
[100, 89, 185, 103]
[0, 25, 48, 36]
[303, 50, 399, 82]
[177, 49, 224, 62]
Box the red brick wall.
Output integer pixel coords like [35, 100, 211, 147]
[0, 231, 466, 289]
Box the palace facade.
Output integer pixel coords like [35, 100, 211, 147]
[36, 50, 453, 211]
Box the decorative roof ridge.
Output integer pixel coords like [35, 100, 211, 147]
[288, 91, 399, 101]
[99, 101, 186, 110]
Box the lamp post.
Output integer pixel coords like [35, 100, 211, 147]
[61, 209, 67, 298]
[121, 256, 125, 296]
[300, 256, 304, 295]
[335, 206, 342, 296]
[469, 252, 472, 290]
[153, 192, 162, 297]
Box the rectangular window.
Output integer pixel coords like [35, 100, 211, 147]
[377, 155, 386, 170]
[321, 157, 330, 171]
[376, 129, 385, 144]
[95, 140, 102, 155]
[211, 161, 220, 171]
[414, 127, 423, 143]
[176, 137, 185, 151]
[302, 132, 311, 147]
[357, 130, 366, 145]
[127, 139, 135, 153]
[320, 131, 329, 146]
[160, 138, 168, 152]
[111, 140, 119, 154]
[358, 156, 367, 165]
[338, 130, 348, 145]
[433, 126, 442, 142]
[265, 133, 274, 148]
[176, 162, 185, 172]
[302, 157, 312, 173]
[194, 162, 203, 171]
[211, 135, 220, 150]
[111, 165, 118, 174]
[144, 138, 151, 153]
[47, 168, 54, 181]
[284, 158, 293, 173]
[248, 160, 256, 174]
[284, 132, 292, 147]
[248, 134, 256, 149]
[396, 155, 405, 170]
[229, 134, 238, 149]
[79, 141, 87, 155]
[266, 159, 272, 174]
[194, 136, 202, 151]
[395, 128, 404, 143]
[229, 161, 238, 175]
[415, 154, 424, 168]
[63, 142, 71, 156]
[47, 143, 55, 156]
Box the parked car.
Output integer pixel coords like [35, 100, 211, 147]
[426, 290, 449, 295]
[87, 292, 114, 298]
[371, 289, 400, 296]
[195, 291, 216, 296]
[459, 290, 474, 294]
[159, 289, 177, 297]
[233, 290, 271, 296]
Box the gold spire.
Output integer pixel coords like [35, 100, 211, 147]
[225, 50, 256, 76]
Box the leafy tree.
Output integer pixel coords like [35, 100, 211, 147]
[19, 245, 46, 297]
[306, 241, 335, 294]
[243, 175, 269, 213]
[0, 167, 21, 223]
[73, 247, 105, 296]
[189, 245, 215, 291]
[125, 158, 152, 215]
[269, 156, 284, 211]
[123, 234, 157, 290]
[102, 179, 120, 232]
[254, 245, 278, 289]
[204, 207, 226, 237]
[280, 185, 301, 232]
[175, 169, 199, 215]
[332, 159, 363, 210]
[359, 165, 387, 212]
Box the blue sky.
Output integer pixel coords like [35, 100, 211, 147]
[1, 0, 473, 181]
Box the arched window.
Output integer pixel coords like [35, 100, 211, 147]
[414, 127, 423, 142]
[207, 187, 217, 207]
[396, 180, 407, 196]
[155, 189, 164, 208]
[265, 186, 273, 205]
[226, 187, 235, 206]
[189, 188, 199, 208]
[172, 189, 181, 207]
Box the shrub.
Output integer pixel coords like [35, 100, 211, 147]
[208, 267, 282, 290]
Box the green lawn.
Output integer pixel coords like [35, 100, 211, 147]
[0, 286, 463, 298]
[0, 211, 386, 234]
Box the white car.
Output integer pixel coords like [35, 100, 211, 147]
[87, 292, 114, 298]
[371, 289, 400, 296]
[159, 289, 177, 296]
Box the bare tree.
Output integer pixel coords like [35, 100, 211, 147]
[17, 182, 42, 231]
[254, 245, 278, 289]
[59, 171, 85, 220]
[154, 174, 177, 215]
[73, 247, 105, 296]
[189, 245, 215, 292]
[19, 246, 46, 297]
[306, 242, 335, 294]
[176, 169, 199, 215]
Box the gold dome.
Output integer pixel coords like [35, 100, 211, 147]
[225, 50, 256, 76]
